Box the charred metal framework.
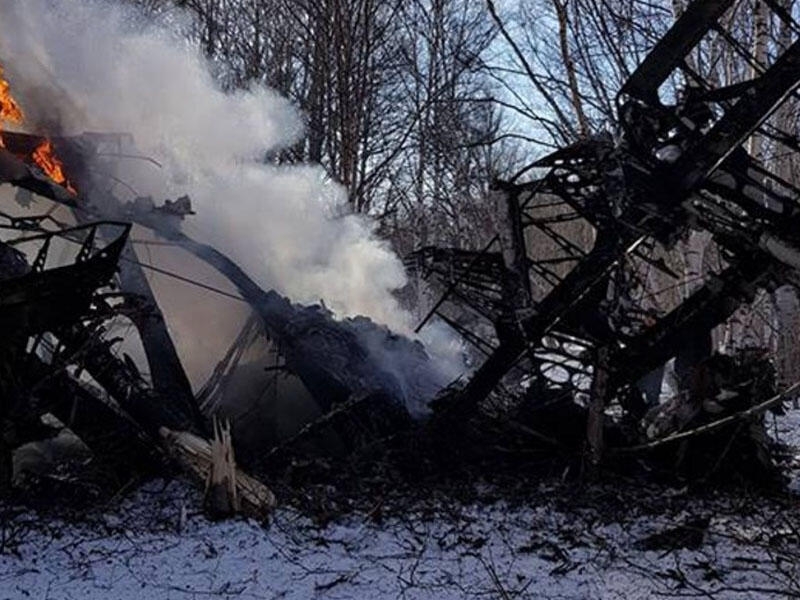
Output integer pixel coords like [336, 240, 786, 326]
[409, 0, 800, 436]
[0, 212, 158, 485]
[0, 126, 430, 489]
[4, 0, 800, 496]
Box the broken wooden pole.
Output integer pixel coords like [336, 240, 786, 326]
[205, 417, 238, 518]
[159, 423, 276, 520]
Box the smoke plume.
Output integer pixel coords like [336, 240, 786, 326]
[0, 0, 422, 335]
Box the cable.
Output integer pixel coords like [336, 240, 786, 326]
[1, 195, 250, 303]
[119, 255, 247, 303]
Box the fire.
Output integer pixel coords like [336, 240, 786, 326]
[0, 66, 24, 148]
[32, 139, 76, 194]
[0, 62, 76, 194]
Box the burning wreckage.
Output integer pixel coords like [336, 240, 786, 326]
[0, 123, 450, 514]
[3, 0, 800, 514]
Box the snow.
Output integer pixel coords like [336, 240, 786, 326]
[2, 410, 800, 600]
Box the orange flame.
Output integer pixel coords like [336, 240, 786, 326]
[0, 62, 76, 194]
[0, 66, 24, 148]
[32, 139, 76, 194]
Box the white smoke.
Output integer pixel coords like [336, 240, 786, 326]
[0, 0, 419, 332]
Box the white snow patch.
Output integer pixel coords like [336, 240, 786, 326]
[2, 483, 799, 598]
[3, 408, 800, 600]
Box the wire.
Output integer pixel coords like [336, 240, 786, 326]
[2, 194, 250, 304]
[119, 255, 248, 303]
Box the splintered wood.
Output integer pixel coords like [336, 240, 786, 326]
[159, 418, 276, 519]
[207, 417, 238, 517]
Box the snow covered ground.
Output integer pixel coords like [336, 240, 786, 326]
[2, 411, 800, 600]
